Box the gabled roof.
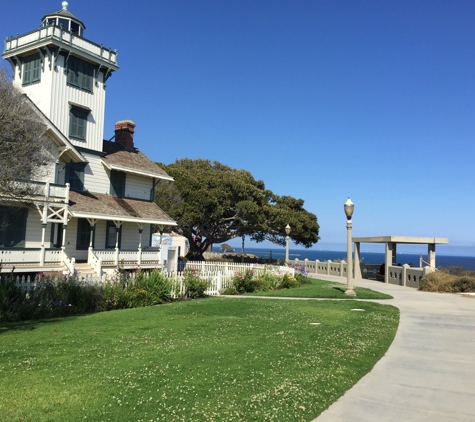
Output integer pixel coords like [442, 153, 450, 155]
[69, 190, 176, 226]
[102, 141, 173, 180]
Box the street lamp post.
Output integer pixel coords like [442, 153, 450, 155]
[285, 224, 291, 263]
[344, 198, 356, 296]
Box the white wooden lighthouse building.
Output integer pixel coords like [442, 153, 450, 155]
[1, 2, 177, 276]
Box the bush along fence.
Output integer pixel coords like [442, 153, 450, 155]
[1, 262, 296, 322]
[288, 258, 434, 288]
[178, 261, 296, 294]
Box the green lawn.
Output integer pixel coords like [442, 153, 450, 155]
[0, 298, 398, 421]
[247, 277, 393, 299]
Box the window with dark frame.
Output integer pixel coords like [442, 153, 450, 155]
[50, 223, 63, 248]
[110, 170, 126, 197]
[69, 106, 88, 141]
[22, 54, 41, 86]
[67, 57, 94, 92]
[66, 162, 86, 191]
[0, 206, 28, 248]
[76, 218, 91, 250]
[106, 221, 121, 249]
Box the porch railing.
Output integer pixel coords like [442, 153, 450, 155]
[0, 248, 41, 264]
[88, 248, 103, 277]
[92, 248, 162, 266]
[62, 249, 75, 275]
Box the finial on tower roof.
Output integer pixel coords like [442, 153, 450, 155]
[62, 1, 68, 10]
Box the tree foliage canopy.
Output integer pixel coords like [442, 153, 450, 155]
[0, 67, 52, 202]
[155, 159, 320, 260]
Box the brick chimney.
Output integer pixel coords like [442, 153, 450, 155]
[114, 120, 136, 149]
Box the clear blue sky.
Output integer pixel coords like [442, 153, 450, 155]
[3, 0, 474, 256]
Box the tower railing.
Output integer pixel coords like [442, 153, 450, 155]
[3, 24, 118, 65]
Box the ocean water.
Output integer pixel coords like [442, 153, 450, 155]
[213, 247, 475, 271]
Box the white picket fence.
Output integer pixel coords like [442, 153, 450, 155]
[4, 262, 294, 297]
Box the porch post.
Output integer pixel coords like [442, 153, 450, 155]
[138, 227, 143, 265]
[40, 223, 47, 266]
[40, 203, 48, 266]
[87, 219, 96, 265]
[61, 224, 68, 266]
[114, 221, 122, 265]
[61, 225, 67, 250]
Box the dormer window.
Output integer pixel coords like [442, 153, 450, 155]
[110, 170, 126, 197]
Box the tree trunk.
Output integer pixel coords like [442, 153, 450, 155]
[186, 235, 206, 261]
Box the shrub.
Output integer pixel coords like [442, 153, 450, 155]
[134, 270, 173, 305]
[1, 270, 175, 322]
[277, 273, 300, 290]
[419, 271, 475, 293]
[221, 287, 239, 295]
[232, 269, 260, 293]
[419, 271, 456, 292]
[182, 267, 210, 298]
[254, 270, 280, 291]
[452, 276, 475, 293]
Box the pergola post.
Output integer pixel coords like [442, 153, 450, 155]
[384, 242, 397, 284]
[354, 242, 362, 279]
[428, 243, 436, 268]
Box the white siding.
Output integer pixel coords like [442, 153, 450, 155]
[94, 220, 107, 250]
[82, 153, 110, 194]
[63, 218, 88, 261]
[125, 173, 153, 200]
[24, 209, 43, 248]
[82, 154, 154, 200]
[16, 55, 107, 153]
[49, 56, 106, 152]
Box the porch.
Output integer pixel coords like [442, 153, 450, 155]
[0, 246, 177, 277]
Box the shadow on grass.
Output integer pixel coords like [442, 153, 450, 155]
[0, 316, 79, 334]
[332, 286, 347, 293]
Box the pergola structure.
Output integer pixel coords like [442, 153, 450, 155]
[352, 236, 449, 283]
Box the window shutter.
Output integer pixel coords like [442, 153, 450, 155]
[69, 107, 88, 141]
[76, 112, 86, 139]
[32, 57, 41, 82]
[23, 60, 32, 85]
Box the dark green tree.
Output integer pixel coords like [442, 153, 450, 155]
[155, 159, 319, 260]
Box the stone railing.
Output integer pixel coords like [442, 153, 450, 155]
[387, 265, 435, 288]
[289, 258, 432, 289]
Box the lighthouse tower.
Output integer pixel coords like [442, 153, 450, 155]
[2, 1, 119, 152]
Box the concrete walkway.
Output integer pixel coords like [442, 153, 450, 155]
[311, 275, 475, 422]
